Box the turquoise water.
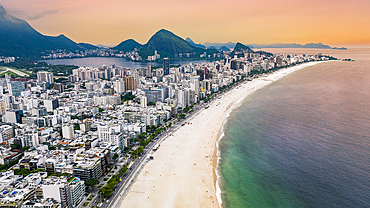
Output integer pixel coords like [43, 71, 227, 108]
[219, 57, 370, 207]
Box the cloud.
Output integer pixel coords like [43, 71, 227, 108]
[6, 8, 59, 20]
[27, 10, 59, 20]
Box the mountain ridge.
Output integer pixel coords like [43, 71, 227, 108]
[136, 29, 218, 59]
[113, 39, 142, 53]
[0, 5, 98, 58]
[185, 37, 206, 49]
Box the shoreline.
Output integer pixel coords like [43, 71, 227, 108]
[213, 61, 326, 207]
[119, 61, 326, 208]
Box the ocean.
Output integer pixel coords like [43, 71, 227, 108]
[218, 48, 370, 207]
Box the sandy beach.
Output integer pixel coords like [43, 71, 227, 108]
[118, 61, 323, 208]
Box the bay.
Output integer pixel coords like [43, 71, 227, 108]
[40, 57, 212, 69]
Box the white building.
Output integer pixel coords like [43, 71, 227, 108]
[21, 131, 39, 147]
[113, 80, 125, 94]
[42, 178, 72, 208]
[69, 177, 85, 207]
[37, 71, 54, 84]
[62, 124, 75, 139]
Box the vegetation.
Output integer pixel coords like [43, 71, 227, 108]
[21, 146, 30, 151]
[71, 115, 79, 119]
[118, 164, 128, 176]
[113, 39, 142, 53]
[14, 168, 45, 177]
[138, 132, 147, 139]
[99, 186, 113, 198]
[0, 7, 96, 58]
[138, 29, 218, 59]
[107, 177, 118, 189]
[73, 123, 80, 130]
[87, 194, 94, 201]
[0, 71, 23, 78]
[132, 146, 144, 157]
[0, 153, 24, 171]
[85, 178, 99, 187]
[10, 143, 20, 150]
[112, 153, 119, 160]
[121, 94, 136, 102]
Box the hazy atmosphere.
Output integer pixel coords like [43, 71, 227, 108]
[1, 0, 369, 46]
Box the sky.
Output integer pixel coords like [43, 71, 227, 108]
[0, 0, 369, 47]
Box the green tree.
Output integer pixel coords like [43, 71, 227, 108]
[21, 146, 30, 151]
[107, 178, 118, 189]
[148, 101, 156, 106]
[138, 132, 146, 139]
[74, 123, 80, 130]
[119, 165, 128, 176]
[99, 186, 113, 198]
[112, 153, 119, 160]
[10, 143, 20, 150]
[86, 178, 99, 186]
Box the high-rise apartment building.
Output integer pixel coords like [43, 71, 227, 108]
[163, 58, 170, 76]
[123, 75, 135, 91]
[146, 65, 152, 77]
[113, 80, 125, 94]
[8, 81, 24, 97]
[37, 71, 54, 84]
[62, 124, 75, 139]
[0, 100, 6, 115]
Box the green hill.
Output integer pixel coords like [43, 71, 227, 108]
[230, 42, 273, 58]
[113, 39, 142, 53]
[78, 43, 99, 50]
[138, 29, 218, 59]
[0, 6, 94, 58]
[230, 42, 254, 57]
[186, 37, 206, 49]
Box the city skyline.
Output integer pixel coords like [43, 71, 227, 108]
[0, 0, 369, 47]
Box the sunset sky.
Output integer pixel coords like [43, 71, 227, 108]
[1, 0, 369, 47]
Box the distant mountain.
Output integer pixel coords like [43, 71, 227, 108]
[230, 42, 272, 57]
[113, 39, 143, 53]
[203, 42, 236, 50]
[0, 5, 91, 58]
[219, 46, 231, 51]
[230, 42, 254, 57]
[234, 42, 254, 53]
[185, 37, 206, 49]
[248, 42, 337, 49]
[138, 29, 218, 59]
[78, 43, 99, 50]
[332, 47, 348, 50]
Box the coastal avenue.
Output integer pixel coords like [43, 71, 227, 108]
[97, 76, 244, 208]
